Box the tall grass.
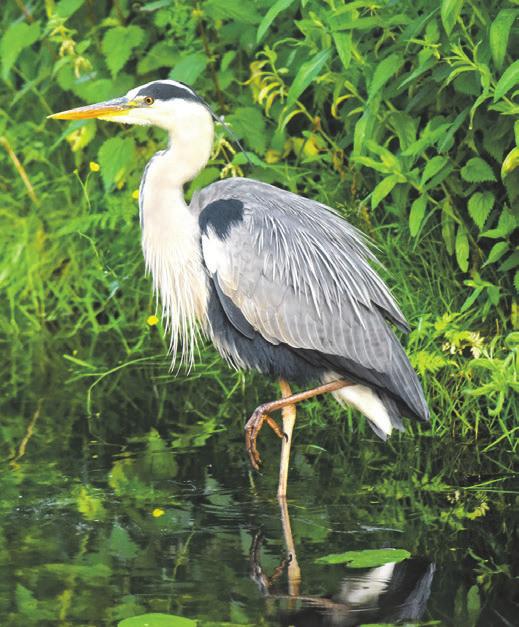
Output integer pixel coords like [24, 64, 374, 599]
[0, 0, 517, 451]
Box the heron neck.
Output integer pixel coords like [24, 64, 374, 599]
[164, 118, 214, 188]
[139, 121, 213, 367]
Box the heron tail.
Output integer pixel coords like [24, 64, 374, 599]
[329, 378, 407, 441]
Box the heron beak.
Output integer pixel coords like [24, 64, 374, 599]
[47, 97, 133, 121]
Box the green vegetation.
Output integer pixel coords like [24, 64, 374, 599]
[0, 380, 516, 625]
[315, 547, 411, 567]
[119, 614, 196, 627]
[1, 3, 518, 623]
[1, 0, 516, 449]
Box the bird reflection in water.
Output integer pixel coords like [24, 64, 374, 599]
[250, 498, 435, 626]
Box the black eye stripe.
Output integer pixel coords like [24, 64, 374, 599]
[136, 82, 200, 102]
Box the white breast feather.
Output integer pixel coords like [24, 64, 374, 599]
[140, 153, 208, 369]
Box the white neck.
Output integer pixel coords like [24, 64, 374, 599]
[164, 109, 214, 187]
[139, 105, 214, 367]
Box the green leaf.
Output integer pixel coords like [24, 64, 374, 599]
[460, 285, 484, 313]
[118, 614, 196, 627]
[102, 26, 144, 77]
[437, 109, 468, 153]
[142, 428, 178, 479]
[98, 137, 136, 189]
[332, 31, 352, 70]
[409, 194, 427, 236]
[442, 201, 456, 255]
[501, 147, 519, 178]
[484, 242, 509, 267]
[460, 158, 496, 183]
[514, 270, 519, 293]
[352, 97, 380, 156]
[489, 9, 518, 71]
[352, 156, 391, 174]
[109, 523, 139, 560]
[137, 42, 177, 74]
[188, 167, 220, 198]
[138, 0, 171, 10]
[480, 208, 518, 238]
[43, 562, 111, 581]
[494, 60, 519, 101]
[366, 140, 399, 169]
[16, 584, 38, 617]
[390, 112, 417, 150]
[1, 21, 40, 80]
[56, 0, 85, 18]
[371, 174, 399, 209]
[441, 0, 463, 35]
[205, 0, 261, 25]
[467, 585, 481, 624]
[316, 548, 411, 568]
[233, 151, 266, 167]
[328, 13, 409, 32]
[468, 191, 494, 230]
[69, 74, 134, 104]
[226, 107, 266, 154]
[286, 49, 331, 109]
[455, 225, 470, 272]
[399, 55, 435, 89]
[76, 486, 106, 520]
[221, 51, 236, 72]
[368, 53, 403, 101]
[421, 156, 448, 186]
[500, 250, 519, 272]
[257, 0, 295, 43]
[170, 52, 208, 84]
[401, 122, 451, 158]
[496, 208, 517, 237]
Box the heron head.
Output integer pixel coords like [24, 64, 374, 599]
[48, 79, 212, 133]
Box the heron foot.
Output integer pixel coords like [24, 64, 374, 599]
[245, 406, 287, 470]
[249, 531, 288, 595]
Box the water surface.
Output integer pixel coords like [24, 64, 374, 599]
[0, 372, 516, 626]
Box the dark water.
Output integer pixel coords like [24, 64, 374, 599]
[0, 372, 517, 626]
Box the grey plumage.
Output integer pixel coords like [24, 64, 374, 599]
[192, 177, 429, 430]
[50, 79, 431, 494]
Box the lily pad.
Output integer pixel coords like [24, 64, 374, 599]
[315, 548, 411, 568]
[118, 614, 196, 627]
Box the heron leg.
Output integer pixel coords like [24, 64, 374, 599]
[249, 496, 301, 601]
[249, 531, 289, 596]
[244, 379, 350, 473]
[279, 488, 301, 597]
[278, 379, 296, 499]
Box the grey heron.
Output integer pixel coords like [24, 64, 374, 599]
[49, 79, 429, 497]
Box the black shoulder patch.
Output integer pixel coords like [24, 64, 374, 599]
[199, 198, 244, 239]
[136, 82, 200, 102]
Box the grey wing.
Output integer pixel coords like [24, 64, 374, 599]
[193, 178, 428, 421]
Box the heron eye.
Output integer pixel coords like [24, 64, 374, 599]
[144, 96, 154, 105]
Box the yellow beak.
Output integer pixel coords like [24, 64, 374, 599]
[47, 97, 131, 120]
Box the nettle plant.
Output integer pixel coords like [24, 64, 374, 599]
[247, 0, 519, 323]
[1, 0, 517, 327]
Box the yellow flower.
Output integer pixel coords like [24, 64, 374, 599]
[147, 314, 159, 326]
[265, 149, 281, 164]
[152, 508, 165, 518]
[132, 189, 139, 200]
[89, 161, 100, 172]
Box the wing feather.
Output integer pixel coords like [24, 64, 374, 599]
[193, 178, 428, 420]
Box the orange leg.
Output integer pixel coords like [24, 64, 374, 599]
[279, 489, 301, 597]
[244, 378, 351, 477]
[278, 379, 296, 498]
